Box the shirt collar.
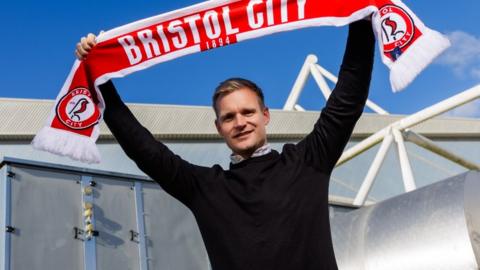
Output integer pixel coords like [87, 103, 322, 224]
[230, 144, 272, 164]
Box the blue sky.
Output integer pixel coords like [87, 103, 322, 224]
[1, 0, 479, 117]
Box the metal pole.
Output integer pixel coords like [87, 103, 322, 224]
[353, 133, 394, 206]
[314, 64, 389, 115]
[310, 63, 332, 100]
[293, 104, 306, 112]
[283, 55, 317, 110]
[404, 130, 480, 170]
[134, 182, 149, 270]
[2, 166, 12, 270]
[394, 85, 480, 130]
[366, 99, 390, 115]
[315, 64, 338, 84]
[392, 129, 416, 192]
[81, 176, 97, 270]
[337, 128, 388, 166]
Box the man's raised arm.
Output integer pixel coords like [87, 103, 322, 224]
[75, 35, 197, 205]
[298, 19, 375, 173]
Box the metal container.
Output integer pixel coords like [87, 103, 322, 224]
[332, 170, 480, 270]
[0, 157, 209, 270]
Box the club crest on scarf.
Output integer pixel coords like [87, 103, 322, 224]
[56, 87, 101, 129]
[380, 5, 417, 61]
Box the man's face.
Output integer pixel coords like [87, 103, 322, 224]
[215, 88, 270, 158]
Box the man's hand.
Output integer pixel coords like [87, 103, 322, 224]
[75, 33, 97, 60]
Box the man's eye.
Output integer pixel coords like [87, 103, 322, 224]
[223, 116, 233, 122]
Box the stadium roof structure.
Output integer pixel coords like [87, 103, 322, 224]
[1, 97, 480, 141]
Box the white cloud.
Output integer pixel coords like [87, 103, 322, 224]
[445, 99, 480, 118]
[436, 31, 480, 79]
[436, 31, 480, 118]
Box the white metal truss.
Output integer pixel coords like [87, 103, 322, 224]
[345, 85, 480, 206]
[284, 54, 480, 207]
[283, 54, 389, 114]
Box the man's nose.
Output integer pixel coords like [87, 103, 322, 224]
[234, 115, 247, 128]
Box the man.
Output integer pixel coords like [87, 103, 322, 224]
[76, 19, 374, 270]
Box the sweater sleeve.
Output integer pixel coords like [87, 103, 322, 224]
[296, 19, 375, 173]
[100, 81, 197, 206]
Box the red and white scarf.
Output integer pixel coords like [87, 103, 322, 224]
[32, 0, 450, 163]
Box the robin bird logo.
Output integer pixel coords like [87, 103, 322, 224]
[56, 87, 101, 130]
[379, 5, 417, 61]
[68, 98, 89, 121]
[382, 17, 405, 42]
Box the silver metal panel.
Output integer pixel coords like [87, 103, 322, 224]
[464, 171, 480, 264]
[331, 171, 480, 270]
[0, 165, 8, 270]
[93, 176, 140, 270]
[142, 182, 209, 270]
[9, 165, 84, 270]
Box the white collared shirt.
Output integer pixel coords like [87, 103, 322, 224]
[230, 144, 272, 164]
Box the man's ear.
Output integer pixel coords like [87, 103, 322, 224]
[263, 107, 270, 125]
[214, 119, 223, 136]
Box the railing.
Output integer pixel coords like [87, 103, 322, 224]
[284, 54, 480, 206]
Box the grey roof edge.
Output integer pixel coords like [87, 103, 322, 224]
[1, 97, 480, 140]
[0, 156, 151, 181]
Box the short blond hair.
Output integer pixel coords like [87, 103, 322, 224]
[212, 78, 265, 115]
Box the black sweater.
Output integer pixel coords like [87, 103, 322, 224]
[100, 20, 374, 270]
